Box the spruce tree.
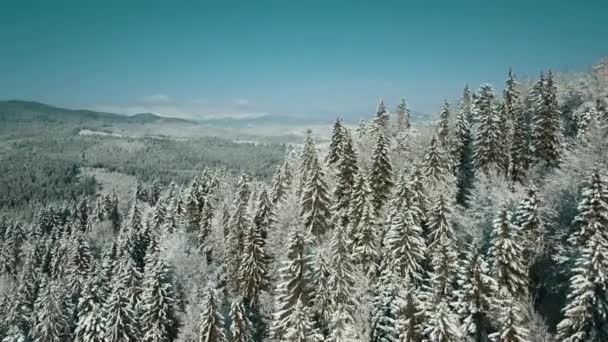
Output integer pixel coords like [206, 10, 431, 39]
[396, 98, 411, 131]
[298, 129, 317, 195]
[312, 252, 333, 337]
[474, 84, 502, 173]
[386, 208, 426, 282]
[281, 298, 322, 342]
[270, 159, 292, 206]
[74, 275, 105, 342]
[229, 299, 252, 342]
[369, 130, 394, 214]
[396, 275, 425, 342]
[490, 207, 528, 299]
[514, 186, 545, 265]
[423, 134, 449, 186]
[427, 195, 458, 301]
[569, 170, 608, 249]
[348, 173, 373, 232]
[300, 155, 332, 238]
[490, 299, 531, 342]
[271, 227, 316, 340]
[102, 267, 140, 342]
[238, 221, 270, 307]
[327, 303, 358, 342]
[328, 226, 357, 316]
[374, 99, 390, 134]
[437, 100, 451, 148]
[456, 243, 497, 342]
[32, 278, 70, 342]
[370, 260, 401, 342]
[531, 71, 561, 168]
[140, 246, 179, 342]
[227, 174, 251, 293]
[326, 118, 346, 166]
[423, 301, 461, 342]
[351, 192, 381, 278]
[453, 85, 475, 205]
[333, 127, 359, 231]
[198, 290, 226, 342]
[505, 70, 529, 182]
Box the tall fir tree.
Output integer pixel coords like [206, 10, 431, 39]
[423, 300, 462, 342]
[474, 84, 502, 173]
[298, 129, 317, 196]
[300, 156, 332, 238]
[270, 159, 292, 206]
[238, 221, 270, 308]
[489, 299, 531, 342]
[281, 298, 322, 342]
[271, 227, 316, 340]
[198, 290, 227, 342]
[396, 97, 411, 131]
[333, 127, 359, 231]
[396, 275, 425, 342]
[490, 207, 528, 300]
[427, 195, 458, 301]
[229, 299, 252, 342]
[326, 118, 346, 166]
[328, 226, 357, 318]
[453, 85, 475, 205]
[370, 259, 401, 342]
[437, 100, 451, 148]
[504, 69, 530, 182]
[423, 134, 449, 186]
[531, 71, 561, 168]
[374, 99, 391, 134]
[32, 278, 71, 342]
[369, 130, 394, 214]
[386, 208, 426, 282]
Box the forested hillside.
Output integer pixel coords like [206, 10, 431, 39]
[1, 58, 608, 342]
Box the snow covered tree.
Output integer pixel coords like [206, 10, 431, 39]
[427, 195, 458, 301]
[348, 173, 373, 232]
[504, 70, 529, 182]
[333, 127, 359, 230]
[239, 220, 270, 307]
[490, 299, 531, 342]
[423, 135, 449, 186]
[386, 208, 426, 282]
[453, 85, 475, 205]
[370, 260, 401, 342]
[76, 197, 90, 232]
[74, 275, 105, 342]
[514, 186, 545, 265]
[140, 246, 179, 342]
[312, 252, 333, 336]
[102, 258, 141, 342]
[270, 159, 292, 206]
[490, 207, 528, 299]
[327, 303, 358, 342]
[369, 130, 393, 214]
[298, 129, 318, 195]
[396, 98, 411, 131]
[227, 174, 251, 293]
[32, 278, 71, 342]
[351, 191, 381, 278]
[198, 290, 226, 342]
[424, 300, 461, 342]
[281, 298, 322, 342]
[569, 170, 608, 249]
[437, 100, 451, 148]
[374, 99, 390, 133]
[229, 299, 252, 342]
[531, 71, 561, 168]
[300, 155, 332, 238]
[327, 118, 346, 166]
[328, 225, 357, 316]
[474, 84, 502, 174]
[271, 227, 316, 340]
[456, 243, 497, 342]
[396, 275, 425, 342]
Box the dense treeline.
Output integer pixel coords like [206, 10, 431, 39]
[1, 59, 608, 342]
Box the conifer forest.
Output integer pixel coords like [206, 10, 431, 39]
[2, 59, 608, 341]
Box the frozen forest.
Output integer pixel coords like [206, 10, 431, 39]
[1, 58, 608, 342]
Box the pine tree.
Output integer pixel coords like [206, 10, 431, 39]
[197, 200, 214, 259]
[386, 208, 426, 282]
[531, 71, 561, 168]
[374, 99, 390, 133]
[281, 298, 322, 342]
[569, 170, 608, 249]
[370, 260, 401, 342]
[252, 188, 275, 241]
[74, 275, 105, 342]
[514, 186, 545, 265]
[140, 246, 179, 342]
[348, 173, 373, 232]
[227, 174, 251, 293]
[490, 207, 528, 299]
[239, 221, 270, 307]
[271, 227, 316, 340]
[298, 129, 317, 195]
[453, 86, 475, 205]
[199, 290, 226, 342]
[327, 303, 358, 342]
[328, 226, 357, 316]
[505, 69, 529, 182]
[396, 98, 411, 131]
[351, 192, 381, 278]
[327, 118, 346, 166]
[423, 300, 461, 342]
[76, 197, 90, 232]
[396, 275, 425, 342]
[229, 299, 252, 342]
[102, 268, 140, 342]
[312, 252, 333, 337]
[427, 195, 458, 301]
[0, 221, 24, 277]
[423, 135, 448, 186]
[490, 299, 531, 342]
[456, 243, 497, 342]
[32, 278, 70, 342]
[437, 100, 451, 148]
[270, 159, 292, 206]
[300, 156, 332, 238]
[369, 130, 394, 214]
[474, 84, 502, 173]
[333, 132, 359, 242]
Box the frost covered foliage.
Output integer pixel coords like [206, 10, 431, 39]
[3, 59, 608, 341]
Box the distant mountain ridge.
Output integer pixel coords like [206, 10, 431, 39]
[0, 100, 197, 125]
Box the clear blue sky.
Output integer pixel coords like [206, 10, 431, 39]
[1, 0, 607, 119]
